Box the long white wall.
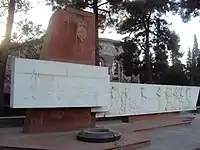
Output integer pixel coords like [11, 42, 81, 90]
[11, 58, 200, 117]
[96, 82, 200, 118]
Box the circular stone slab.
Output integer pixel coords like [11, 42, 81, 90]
[76, 128, 121, 143]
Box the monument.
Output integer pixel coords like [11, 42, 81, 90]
[23, 7, 96, 133]
[7, 6, 199, 150]
[11, 7, 200, 133]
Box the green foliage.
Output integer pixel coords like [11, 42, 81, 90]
[186, 34, 200, 86]
[0, 0, 30, 15]
[0, 0, 44, 42]
[12, 19, 45, 42]
[45, 0, 93, 10]
[167, 31, 183, 65]
[107, 0, 182, 83]
[45, 0, 112, 30]
[116, 40, 141, 76]
[161, 63, 189, 85]
[179, 0, 200, 22]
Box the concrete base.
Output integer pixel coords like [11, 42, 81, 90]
[122, 112, 180, 123]
[24, 108, 95, 133]
[0, 114, 195, 150]
[97, 115, 194, 132]
[0, 125, 151, 150]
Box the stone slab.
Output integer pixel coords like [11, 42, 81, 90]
[11, 58, 110, 109]
[96, 82, 200, 118]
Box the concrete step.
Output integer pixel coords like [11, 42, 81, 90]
[97, 115, 194, 133]
[0, 116, 24, 128]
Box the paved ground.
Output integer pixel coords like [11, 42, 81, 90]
[0, 113, 199, 150]
[142, 113, 200, 150]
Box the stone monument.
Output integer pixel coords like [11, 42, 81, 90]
[24, 7, 96, 133]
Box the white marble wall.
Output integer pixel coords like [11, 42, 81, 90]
[96, 82, 200, 118]
[11, 58, 110, 108]
[11, 58, 200, 117]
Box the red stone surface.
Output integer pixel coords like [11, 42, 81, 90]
[97, 115, 194, 132]
[122, 112, 180, 123]
[24, 108, 95, 133]
[0, 120, 152, 150]
[40, 8, 95, 65]
[0, 115, 195, 150]
[24, 7, 96, 133]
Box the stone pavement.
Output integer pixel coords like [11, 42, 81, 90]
[142, 113, 200, 150]
[0, 113, 198, 150]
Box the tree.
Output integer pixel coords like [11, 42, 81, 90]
[161, 63, 189, 85]
[192, 34, 199, 65]
[116, 39, 141, 77]
[151, 18, 169, 82]
[186, 48, 192, 81]
[0, 0, 37, 114]
[167, 31, 182, 65]
[186, 34, 200, 85]
[108, 0, 179, 83]
[0, 0, 16, 114]
[179, 0, 200, 22]
[12, 19, 45, 42]
[155, 29, 184, 85]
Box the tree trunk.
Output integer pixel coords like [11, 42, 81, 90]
[93, 0, 99, 66]
[0, 0, 16, 115]
[145, 27, 152, 83]
[145, 16, 152, 83]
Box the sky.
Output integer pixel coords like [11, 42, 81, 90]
[1, 0, 200, 63]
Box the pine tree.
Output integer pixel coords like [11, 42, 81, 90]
[186, 48, 192, 67]
[179, 0, 200, 22]
[108, 0, 179, 83]
[186, 48, 192, 83]
[187, 34, 200, 85]
[167, 31, 182, 65]
[116, 40, 141, 77]
[152, 18, 168, 82]
[192, 34, 199, 66]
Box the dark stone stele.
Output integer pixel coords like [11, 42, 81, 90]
[76, 128, 121, 143]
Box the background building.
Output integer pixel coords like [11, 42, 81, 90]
[4, 38, 125, 94]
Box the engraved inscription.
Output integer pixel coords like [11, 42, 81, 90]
[186, 87, 192, 109]
[157, 87, 161, 110]
[164, 87, 173, 111]
[141, 87, 147, 103]
[110, 85, 139, 114]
